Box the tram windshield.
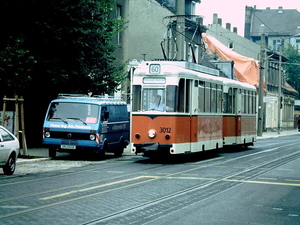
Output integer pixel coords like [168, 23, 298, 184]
[132, 86, 177, 112]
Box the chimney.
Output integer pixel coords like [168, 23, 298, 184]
[213, 13, 218, 24]
[278, 6, 283, 13]
[226, 23, 231, 31]
[233, 27, 237, 33]
[218, 18, 222, 26]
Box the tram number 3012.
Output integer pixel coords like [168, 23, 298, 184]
[160, 127, 171, 133]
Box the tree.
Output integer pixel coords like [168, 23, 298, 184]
[0, 0, 127, 147]
[0, 0, 126, 96]
[283, 44, 300, 99]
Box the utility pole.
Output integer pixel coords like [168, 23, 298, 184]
[176, 1, 185, 61]
[277, 47, 282, 135]
[257, 34, 265, 136]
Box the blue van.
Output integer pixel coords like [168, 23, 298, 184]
[42, 94, 129, 158]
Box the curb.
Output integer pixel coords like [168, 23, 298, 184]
[17, 157, 50, 164]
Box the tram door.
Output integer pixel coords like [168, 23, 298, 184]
[178, 78, 192, 152]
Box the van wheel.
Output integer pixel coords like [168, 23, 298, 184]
[49, 147, 56, 158]
[114, 140, 124, 157]
[114, 147, 124, 157]
[3, 153, 16, 175]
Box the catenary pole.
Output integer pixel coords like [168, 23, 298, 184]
[257, 34, 265, 136]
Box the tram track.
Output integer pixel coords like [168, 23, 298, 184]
[1, 140, 300, 223]
[83, 149, 300, 224]
[0, 143, 284, 205]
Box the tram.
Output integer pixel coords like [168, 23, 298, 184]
[131, 61, 257, 157]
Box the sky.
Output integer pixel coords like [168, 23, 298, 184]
[196, 0, 300, 36]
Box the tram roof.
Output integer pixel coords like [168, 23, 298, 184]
[134, 61, 257, 91]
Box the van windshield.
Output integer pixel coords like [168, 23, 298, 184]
[47, 102, 99, 124]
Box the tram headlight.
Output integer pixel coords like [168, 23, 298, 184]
[45, 131, 50, 138]
[148, 129, 156, 139]
[89, 134, 96, 141]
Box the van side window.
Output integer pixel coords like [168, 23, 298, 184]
[108, 106, 116, 122]
[101, 107, 109, 121]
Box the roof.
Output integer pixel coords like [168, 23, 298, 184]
[202, 33, 261, 89]
[283, 82, 298, 96]
[52, 94, 126, 105]
[250, 7, 300, 37]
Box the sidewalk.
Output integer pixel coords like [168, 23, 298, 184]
[17, 129, 300, 163]
[257, 129, 299, 139]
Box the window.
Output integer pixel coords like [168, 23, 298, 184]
[132, 85, 142, 111]
[228, 42, 234, 50]
[296, 39, 300, 51]
[198, 81, 205, 112]
[142, 88, 166, 112]
[217, 84, 223, 113]
[178, 78, 191, 113]
[211, 83, 217, 113]
[224, 88, 233, 114]
[0, 128, 14, 142]
[47, 103, 99, 124]
[273, 39, 283, 51]
[205, 82, 211, 112]
[185, 79, 191, 113]
[139, 86, 177, 112]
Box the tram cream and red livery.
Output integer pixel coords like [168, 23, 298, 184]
[131, 61, 257, 157]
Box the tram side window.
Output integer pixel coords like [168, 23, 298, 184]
[217, 84, 223, 113]
[198, 81, 205, 112]
[185, 79, 190, 113]
[205, 82, 211, 112]
[178, 79, 185, 112]
[132, 85, 141, 111]
[232, 89, 236, 113]
[244, 90, 249, 114]
[249, 91, 252, 114]
[211, 83, 217, 113]
[224, 88, 233, 114]
[241, 90, 245, 114]
[166, 85, 177, 112]
[253, 92, 257, 114]
[244, 90, 248, 114]
[247, 91, 250, 114]
[178, 78, 191, 113]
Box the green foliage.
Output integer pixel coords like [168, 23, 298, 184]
[0, 38, 36, 94]
[0, 0, 126, 96]
[283, 44, 300, 99]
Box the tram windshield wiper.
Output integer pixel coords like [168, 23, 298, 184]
[67, 118, 87, 125]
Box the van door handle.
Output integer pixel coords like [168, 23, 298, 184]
[0, 144, 4, 147]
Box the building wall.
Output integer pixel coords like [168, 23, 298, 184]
[122, 0, 173, 62]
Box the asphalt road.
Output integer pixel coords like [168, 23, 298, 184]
[1, 134, 300, 225]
